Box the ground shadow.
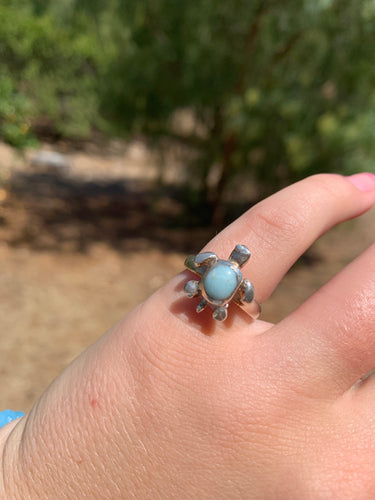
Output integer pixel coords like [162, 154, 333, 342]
[5, 170, 244, 253]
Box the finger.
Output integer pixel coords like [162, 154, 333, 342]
[266, 242, 375, 396]
[199, 173, 375, 303]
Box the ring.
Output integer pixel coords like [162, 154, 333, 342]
[184, 244, 261, 321]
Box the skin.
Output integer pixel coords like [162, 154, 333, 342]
[1, 173, 375, 499]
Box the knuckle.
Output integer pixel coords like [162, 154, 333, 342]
[127, 303, 254, 430]
[127, 299, 210, 396]
[248, 173, 348, 250]
[249, 204, 304, 248]
[305, 173, 346, 203]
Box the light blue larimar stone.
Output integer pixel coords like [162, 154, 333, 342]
[203, 262, 240, 301]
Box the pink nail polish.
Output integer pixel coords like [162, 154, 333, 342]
[347, 172, 375, 192]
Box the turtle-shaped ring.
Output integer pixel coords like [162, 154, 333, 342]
[184, 244, 261, 322]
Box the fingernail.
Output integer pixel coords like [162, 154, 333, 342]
[347, 172, 375, 192]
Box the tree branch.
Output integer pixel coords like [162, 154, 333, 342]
[272, 31, 303, 65]
[235, 2, 269, 94]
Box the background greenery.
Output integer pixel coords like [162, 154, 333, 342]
[1, 0, 375, 219]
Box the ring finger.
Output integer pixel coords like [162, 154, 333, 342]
[202, 173, 375, 304]
[160, 173, 375, 330]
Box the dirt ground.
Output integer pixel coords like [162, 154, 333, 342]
[0, 141, 374, 411]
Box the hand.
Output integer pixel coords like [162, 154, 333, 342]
[1, 173, 375, 499]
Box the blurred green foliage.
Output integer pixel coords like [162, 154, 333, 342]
[0, 0, 102, 146]
[1, 0, 375, 214]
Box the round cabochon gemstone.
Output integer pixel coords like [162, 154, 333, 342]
[203, 262, 240, 301]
